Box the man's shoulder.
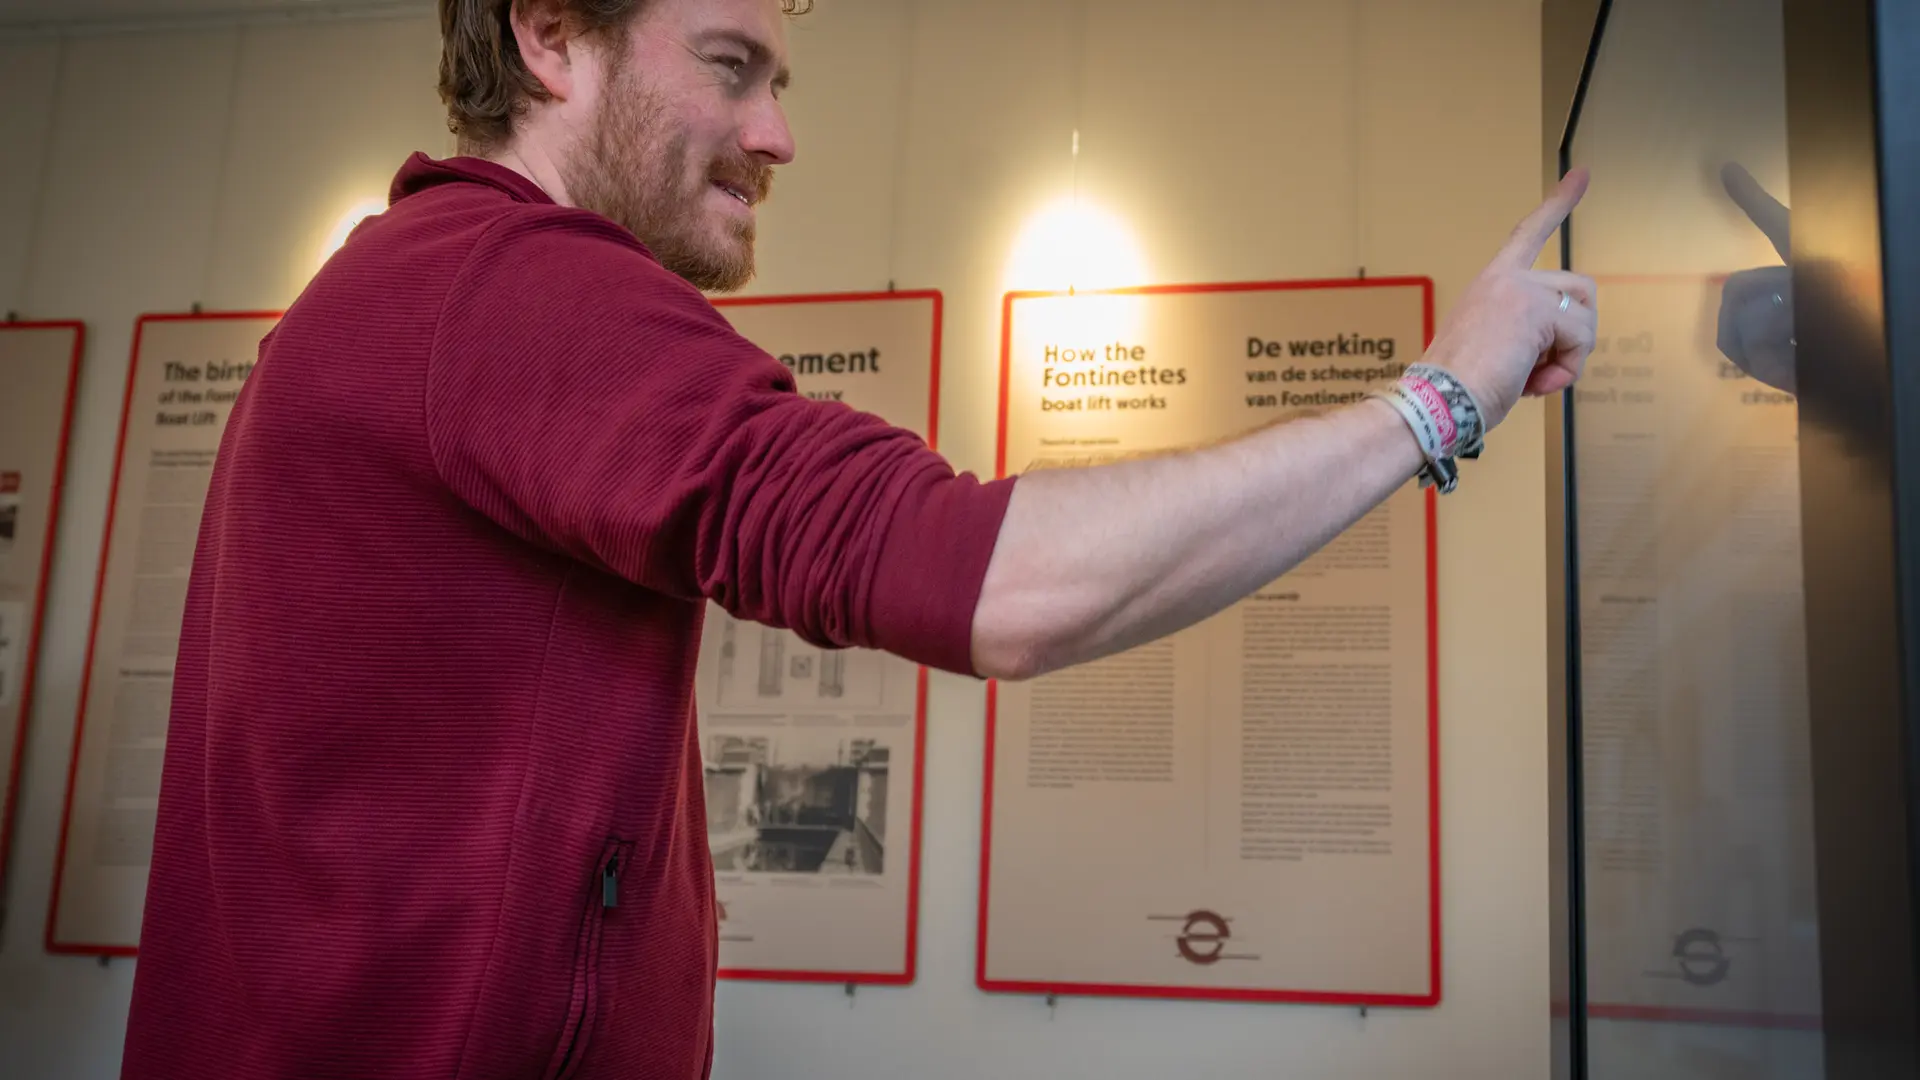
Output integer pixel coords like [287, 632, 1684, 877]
[377, 154, 681, 301]
[379, 171, 651, 270]
[442, 203, 713, 322]
[488, 208, 665, 275]
[467, 198, 647, 255]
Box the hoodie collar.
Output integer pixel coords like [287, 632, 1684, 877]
[389, 152, 556, 207]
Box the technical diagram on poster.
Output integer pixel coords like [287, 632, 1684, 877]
[711, 617, 888, 712]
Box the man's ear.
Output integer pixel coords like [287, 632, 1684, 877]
[510, 0, 578, 102]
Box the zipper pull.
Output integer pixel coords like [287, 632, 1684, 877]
[602, 855, 620, 909]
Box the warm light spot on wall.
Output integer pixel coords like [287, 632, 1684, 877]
[1004, 197, 1148, 294]
[320, 198, 387, 267]
[1005, 197, 1152, 344]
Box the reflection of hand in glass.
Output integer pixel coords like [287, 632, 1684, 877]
[1715, 163, 1796, 393]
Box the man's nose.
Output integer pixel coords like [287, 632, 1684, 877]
[742, 98, 796, 166]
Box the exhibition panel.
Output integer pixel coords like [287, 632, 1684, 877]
[979, 278, 1441, 1005]
[0, 321, 84, 896]
[47, 312, 279, 953]
[700, 290, 942, 984]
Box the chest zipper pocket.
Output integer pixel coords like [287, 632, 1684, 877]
[543, 838, 632, 1080]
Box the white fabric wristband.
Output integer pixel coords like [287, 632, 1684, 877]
[1369, 366, 1485, 494]
[1374, 381, 1448, 462]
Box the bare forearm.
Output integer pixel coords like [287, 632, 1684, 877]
[970, 397, 1423, 680]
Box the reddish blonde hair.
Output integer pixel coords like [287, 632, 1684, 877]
[436, 0, 812, 151]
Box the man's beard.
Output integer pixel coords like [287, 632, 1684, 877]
[563, 55, 772, 293]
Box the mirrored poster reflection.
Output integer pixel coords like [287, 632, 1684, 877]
[1576, 270, 1816, 1027]
[1567, 0, 1824, 1067]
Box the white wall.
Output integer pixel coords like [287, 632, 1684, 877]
[0, 2, 1555, 1077]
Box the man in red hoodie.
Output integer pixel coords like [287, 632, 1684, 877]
[120, 0, 1594, 1076]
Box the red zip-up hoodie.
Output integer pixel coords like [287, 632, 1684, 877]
[119, 153, 1014, 1080]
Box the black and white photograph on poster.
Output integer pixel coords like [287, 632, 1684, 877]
[704, 732, 892, 876]
[0, 470, 20, 554]
[710, 614, 886, 710]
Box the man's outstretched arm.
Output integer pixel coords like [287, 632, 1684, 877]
[971, 396, 1424, 680]
[971, 170, 1597, 681]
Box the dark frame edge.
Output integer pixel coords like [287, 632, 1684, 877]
[1543, 2, 1613, 1078]
[1784, 0, 1920, 1075]
[1876, 6, 1920, 1048]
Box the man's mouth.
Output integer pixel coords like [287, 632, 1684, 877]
[714, 181, 753, 207]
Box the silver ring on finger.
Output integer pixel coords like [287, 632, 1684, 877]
[1558, 290, 1572, 313]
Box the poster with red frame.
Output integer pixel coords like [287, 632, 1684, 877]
[0, 320, 84, 898]
[977, 277, 1441, 1006]
[699, 289, 943, 984]
[47, 311, 279, 954]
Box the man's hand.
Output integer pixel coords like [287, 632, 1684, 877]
[1716, 162, 1797, 393]
[970, 171, 1602, 682]
[1425, 168, 1599, 427]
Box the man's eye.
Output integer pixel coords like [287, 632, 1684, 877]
[712, 54, 747, 73]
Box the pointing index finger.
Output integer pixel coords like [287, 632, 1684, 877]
[1499, 167, 1591, 269]
[1721, 162, 1791, 261]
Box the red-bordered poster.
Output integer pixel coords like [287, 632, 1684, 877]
[977, 277, 1441, 1006]
[47, 311, 280, 954]
[699, 289, 943, 984]
[1575, 274, 1821, 1031]
[0, 320, 84, 896]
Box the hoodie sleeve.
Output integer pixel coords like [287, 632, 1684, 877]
[424, 209, 1014, 676]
